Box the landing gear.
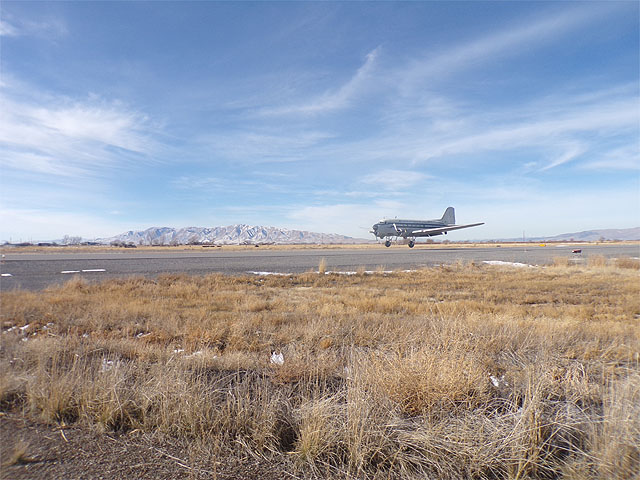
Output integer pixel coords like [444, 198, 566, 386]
[408, 240, 415, 248]
[385, 240, 391, 247]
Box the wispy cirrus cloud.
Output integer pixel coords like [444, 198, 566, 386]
[0, 85, 158, 178]
[0, 19, 19, 37]
[0, 14, 67, 39]
[321, 85, 638, 173]
[399, 3, 619, 88]
[259, 47, 381, 116]
[225, 5, 636, 177]
[581, 145, 640, 171]
[197, 129, 333, 164]
[359, 169, 431, 191]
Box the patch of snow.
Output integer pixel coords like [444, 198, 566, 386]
[325, 270, 394, 275]
[135, 332, 151, 338]
[101, 358, 117, 372]
[19, 324, 30, 332]
[248, 271, 292, 276]
[483, 261, 534, 268]
[173, 348, 185, 354]
[250, 269, 411, 276]
[489, 374, 508, 388]
[270, 351, 284, 365]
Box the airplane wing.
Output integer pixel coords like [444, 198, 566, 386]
[412, 222, 484, 236]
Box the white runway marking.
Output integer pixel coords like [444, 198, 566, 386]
[61, 269, 106, 274]
[1, 273, 12, 277]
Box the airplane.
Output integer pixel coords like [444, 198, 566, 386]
[370, 207, 484, 248]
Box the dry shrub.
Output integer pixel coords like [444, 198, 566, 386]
[615, 257, 640, 270]
[294, 393, 346, 466]
[367, 349, 490, 415]
[318, 257, 327, 274]
[552, 256, 570, 267]
[592, 372, 640, 479]
[588, 254, 608, 268]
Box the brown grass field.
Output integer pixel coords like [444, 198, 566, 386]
[1, 258, 639, 479]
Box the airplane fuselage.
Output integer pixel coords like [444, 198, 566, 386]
[372, 219, 448, 239]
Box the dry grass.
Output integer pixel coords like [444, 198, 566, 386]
[1, 261, 639, 479]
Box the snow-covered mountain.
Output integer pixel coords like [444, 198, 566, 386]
[98, 225, 370, 246]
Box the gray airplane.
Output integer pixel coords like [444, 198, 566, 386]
[371, 207, 484, 248]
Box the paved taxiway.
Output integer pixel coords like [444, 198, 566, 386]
[1, 244, 638, 291]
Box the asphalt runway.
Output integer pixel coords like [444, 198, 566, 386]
[1, 244, 638, 291]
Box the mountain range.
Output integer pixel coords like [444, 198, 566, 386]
[518, 227, 640, 243]
[97, 225, 370, 246]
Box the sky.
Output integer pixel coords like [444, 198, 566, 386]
[1, 1, 638, 242]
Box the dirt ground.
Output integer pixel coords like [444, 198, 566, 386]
[0, 413, 289, 480]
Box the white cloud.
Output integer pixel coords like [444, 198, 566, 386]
[0, 88, 157, 178]
[581, 144, 640, 171]
[0, 15, 67, 39]
[260, 47, 381, 116]
[319, 86, 639, 173]
[400, 4, 617, 89]
[0, 19, 19, 37]
[172, 176, 225, 189]
[360, 169, 431, 190]
[198, 130, 333, 163]
[540, 143, 586, 171]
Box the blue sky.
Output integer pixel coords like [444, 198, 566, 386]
[1, 1, 638, 241]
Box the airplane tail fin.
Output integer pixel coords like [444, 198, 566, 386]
[441, 207, 455, 225]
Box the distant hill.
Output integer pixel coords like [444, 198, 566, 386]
[97, 224, 371, 246]
[523, 227, 640, 242]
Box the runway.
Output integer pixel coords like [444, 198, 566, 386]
[1, 243, 638, 291]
